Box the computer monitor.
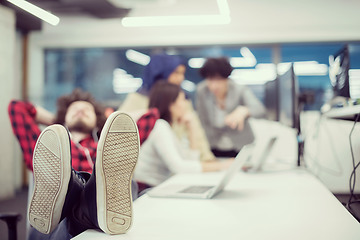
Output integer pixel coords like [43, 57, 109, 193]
[329, 45, 350, 98]
[264, 78, 279, 121]
[278, 63, 300, 132]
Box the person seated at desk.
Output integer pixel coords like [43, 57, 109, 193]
[134, 81, 233, 190]
[119, 53, 216, 162]
[8, 89, 139, 239]
[196, 57, 266, 158]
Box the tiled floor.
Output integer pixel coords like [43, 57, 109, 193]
[333, 194, 360, 222]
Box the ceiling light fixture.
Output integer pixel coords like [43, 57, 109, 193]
[278, 61, 328, 76]
[125, 49, 150, 66]
[188, 47, 257, 69]
[113, 68, 143, 94]
[230, 47, 257, 67]
[231, 67, 277, 85]
[188, 58, 206, 68]
[181, 80, 197, 92]
[7, 0, 60, 26]
[122, 0, 230, 27]
[216, 0, 230, 15]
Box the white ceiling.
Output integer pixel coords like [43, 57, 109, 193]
[30, 0, 360, 48]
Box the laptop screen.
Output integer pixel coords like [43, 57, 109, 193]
[210, 144, 253, 196]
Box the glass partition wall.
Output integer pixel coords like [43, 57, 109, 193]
[43, 43, 360, 116]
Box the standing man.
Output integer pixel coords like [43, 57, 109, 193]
[196, 57, 266, 158]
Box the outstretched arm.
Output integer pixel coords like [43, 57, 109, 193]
[201, 158, 234, 172]
[225, 106, 250, 131]
[153, 120, 232, 173]
[225, 86, 266, 131]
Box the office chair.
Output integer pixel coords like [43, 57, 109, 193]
[136, 108, 160, 145]
[0, 212, 22, 240]
[135, 108, 160, 195]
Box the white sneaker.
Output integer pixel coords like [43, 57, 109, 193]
[95, 111, 140, 234]
[28, 124, 71, 234]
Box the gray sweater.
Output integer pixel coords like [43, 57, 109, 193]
[196, 80, 266, 151]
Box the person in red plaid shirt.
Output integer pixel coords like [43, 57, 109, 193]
[8, 89, 139, 239]
[8, 89, 106, 173]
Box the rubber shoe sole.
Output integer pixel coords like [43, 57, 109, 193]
[28, 124, 71, 234]
[96, 111, 139, 235]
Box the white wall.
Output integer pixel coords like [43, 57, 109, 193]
[0, 5, 22, 200]
[28, 35, 44, 106]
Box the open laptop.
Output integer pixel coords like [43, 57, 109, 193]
[245, 136, 277, 172]
[147, 144, 253, 199]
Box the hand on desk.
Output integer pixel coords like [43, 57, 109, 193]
[201, 158, 234, 172]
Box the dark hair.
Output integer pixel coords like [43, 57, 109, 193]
[148, 81, 182, 124]
[199, 57, 233, 79]
[54, 88, 106, 133]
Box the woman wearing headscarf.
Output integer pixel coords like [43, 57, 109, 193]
[119, 53, 215, 162]
[119, 54, 186, 112]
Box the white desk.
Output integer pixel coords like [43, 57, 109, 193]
[323, 105, 360, 119]
[73, 169, 360, 240]
[301, 111, 360, 193]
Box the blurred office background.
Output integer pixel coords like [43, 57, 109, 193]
[2, 1, 360, 238]
[41, 44, 360, 112]
[1, 0, 360, 205]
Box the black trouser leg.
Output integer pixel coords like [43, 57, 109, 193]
[66, 168, 139, 237]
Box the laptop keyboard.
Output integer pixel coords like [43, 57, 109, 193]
[179, 186, 214, 194]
